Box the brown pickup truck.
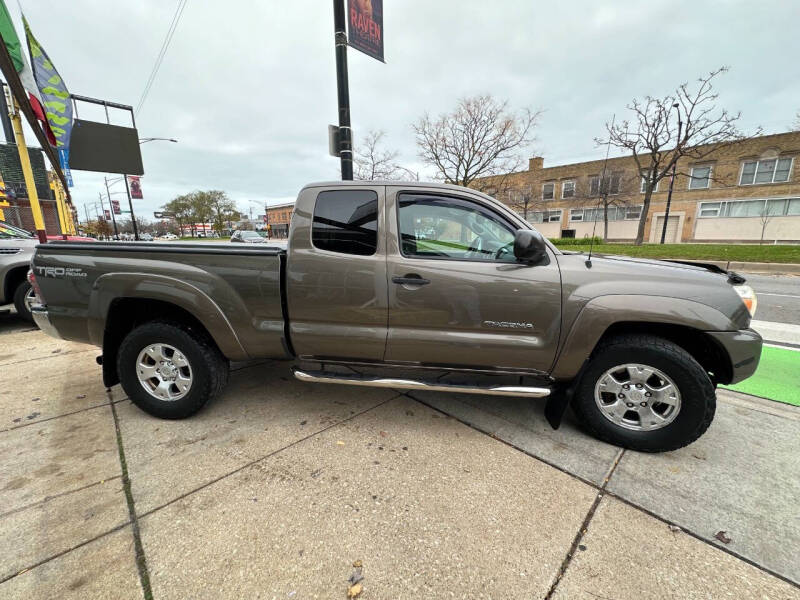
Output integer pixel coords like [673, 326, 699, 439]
[29, 181, 761, 452]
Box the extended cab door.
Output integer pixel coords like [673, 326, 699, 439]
[286, 185, 388, 361]
[384, 187, 561, 373]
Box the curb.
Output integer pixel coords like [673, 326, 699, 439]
[678, 259, 800, 275]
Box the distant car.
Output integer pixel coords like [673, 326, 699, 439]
[140, 233, 153, 241]
[160, 233, 178, 240]
[230, 230, 265, 243]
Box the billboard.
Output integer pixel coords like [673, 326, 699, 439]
[348, 0, 383, 62]
[69, 119, 144, 175]
[127, 175, 143, 199]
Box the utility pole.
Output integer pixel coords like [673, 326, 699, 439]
[103, 177, 120, 238]
[123, 174, 139, 240]
[333, 0, 352, 180]
[661, 103, 682, 244]
[6, 92, 47, 243]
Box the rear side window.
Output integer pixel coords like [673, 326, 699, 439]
[312, 190, 378, 255]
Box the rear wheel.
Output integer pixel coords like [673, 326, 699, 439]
[13, 280, 35, 323]
[117, 321, 229, 419]
[571, 334, 715, 452]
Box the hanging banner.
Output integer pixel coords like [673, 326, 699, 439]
[127, 175, 142, 199]
[103, 209, 110, 220]
[347, 0, 384, 62]
[111, 199, 121, 215]
[23, 15, 73, 150]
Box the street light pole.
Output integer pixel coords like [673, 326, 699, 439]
[333, 0, 353, 180]
[661, 103, 683, 244]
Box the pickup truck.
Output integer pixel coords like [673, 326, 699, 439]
[29, 181, 762, 452]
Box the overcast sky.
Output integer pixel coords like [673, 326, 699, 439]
[7, 0, 800, 221]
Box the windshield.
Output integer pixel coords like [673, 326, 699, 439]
[0, 222, 34, 239]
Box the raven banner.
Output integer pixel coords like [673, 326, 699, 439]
[347, 0, 383, 62]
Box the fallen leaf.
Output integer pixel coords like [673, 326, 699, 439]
[76, 394, 86, 399]
[714, 530, 731, 544]
[668, 524, 681, 533]
[347, 583, 362, 598]
[379, 430, 387, 437]
[336, 441, 345, 446]
[353, 560, 362, 568]
[31, 397, 40, 402]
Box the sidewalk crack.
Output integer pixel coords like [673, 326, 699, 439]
[544, 448, 624, 600]
[109, 394, 153, 600]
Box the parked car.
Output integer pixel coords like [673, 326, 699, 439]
[159, 233, 178, 240]
[230, 230, 265, 243]
[0, 223, 37, 322]
[29, 181, 762, 452]
[140, 233, 154, 241]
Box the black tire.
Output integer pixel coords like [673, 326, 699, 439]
[117, 320, 229, 419]
[13, 280, 34, 323]
[571, 334, 715, 453]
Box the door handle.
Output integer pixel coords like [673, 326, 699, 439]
[392, 275, 430, 286]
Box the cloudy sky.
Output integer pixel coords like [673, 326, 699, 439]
[7, 0, 800, 221]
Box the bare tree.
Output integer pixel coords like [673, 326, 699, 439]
[413, 95, 540, 190]
[568, 171, 637, 242]
[499, 184, 548, 222]
[353, 130, 407, 181]
[758, 201, 775, 245]
[793, 110, 800, 131]
[598, 67, 755, 245]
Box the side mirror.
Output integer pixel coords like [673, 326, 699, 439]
[513, 229, 549, 265]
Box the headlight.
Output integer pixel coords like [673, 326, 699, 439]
[734, 284, 757, 318]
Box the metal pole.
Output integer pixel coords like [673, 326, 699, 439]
[103, 177, 119, 238]
[0, 81, 14, 143]
[661, 110, 682, 244]
[333, 0, 353, 180]
[123, 174, 139, 240]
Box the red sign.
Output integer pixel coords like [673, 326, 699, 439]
[348, 0, 384, 62]
[111, 199, 121, 215]
[104, 210, 111, 220]
[127, 175, 143, 199]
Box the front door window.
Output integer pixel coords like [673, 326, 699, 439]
[398, 193, 516, 262]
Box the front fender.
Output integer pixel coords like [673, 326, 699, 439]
[550, 295, 738, 380]
[88, 272, 249, 360]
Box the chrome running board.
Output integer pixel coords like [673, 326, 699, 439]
[292, 368, 550, 398]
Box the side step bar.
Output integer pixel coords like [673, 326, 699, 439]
[292, 368, 550, 398]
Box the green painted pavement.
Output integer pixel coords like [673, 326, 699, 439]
[722, 345, 800, 406]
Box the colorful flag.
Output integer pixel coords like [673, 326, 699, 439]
[23, 15, 72, 150]
[0, 1, 55, 145]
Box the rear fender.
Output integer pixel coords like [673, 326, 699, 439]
[88, 272, 248, 360]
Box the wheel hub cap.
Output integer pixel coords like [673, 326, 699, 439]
[594, 363, 681, 431]
[136, 344, 192, 401]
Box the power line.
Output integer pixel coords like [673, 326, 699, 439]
[135, 0, 188, 117]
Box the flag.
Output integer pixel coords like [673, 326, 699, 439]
[0, 1, 55, 145]
[23, 15, 72, 150]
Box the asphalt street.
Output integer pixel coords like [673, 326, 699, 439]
[743, 272, 800, 325]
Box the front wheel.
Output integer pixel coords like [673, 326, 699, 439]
[117, 321, 229, 419]
[571, 334, 715, 452]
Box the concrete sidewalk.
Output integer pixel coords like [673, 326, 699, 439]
[1, 326, 798, 599]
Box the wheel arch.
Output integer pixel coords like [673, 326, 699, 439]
[3, 265, 29, 304]
[551, 295, 736, 384]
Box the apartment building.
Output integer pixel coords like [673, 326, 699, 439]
[478, 131, 800, 243]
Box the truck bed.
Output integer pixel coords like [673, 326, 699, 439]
[32, 242, 289, 362]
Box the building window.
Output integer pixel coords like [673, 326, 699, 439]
[689, 166, 712, 189]
[562, 180, 575, 199]
[698, 198, 800, 218]
[740, 158, 793, 185]
[589, 172, 621, 196]
[530, 209, 561, 223]
[312, 190, 378, 255]
[640, 170, 660, 193]
[542, 182, 555, 200]
[568, 205, 642, 222]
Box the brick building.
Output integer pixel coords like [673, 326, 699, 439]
[478, 131, 800, 243]
[264, 201, 294, 238]
[0, 142, 66, 233]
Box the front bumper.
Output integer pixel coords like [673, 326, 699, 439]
[708, 328, 763, 384]
[30, 305, 61, 340]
